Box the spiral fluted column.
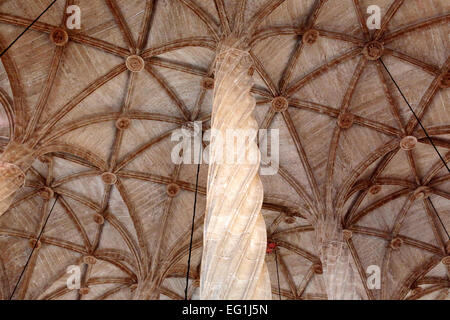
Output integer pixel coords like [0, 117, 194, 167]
[315, 215, 362, 300]
[200, 42, 271, 300]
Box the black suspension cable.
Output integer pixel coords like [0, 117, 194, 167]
[0, 0, 58, 58]
[274, 248, 281, 300]
[429, 198, 450, 240]
[4, 0, 61, 300]
[9, 195, 59, 300]
[184, 132, 203, 300]
[380, 59, 450, 173]
[5, 1, 62, 299]
[380, 59, 450, 239]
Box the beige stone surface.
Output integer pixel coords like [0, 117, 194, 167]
[0, 0, 448, 300]
[201, 44, 271, 300]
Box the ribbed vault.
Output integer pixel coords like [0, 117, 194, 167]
[0, 0, 448, 300]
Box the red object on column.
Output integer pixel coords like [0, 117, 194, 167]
[266, 242, 277, 254]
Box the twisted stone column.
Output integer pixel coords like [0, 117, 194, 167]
[200, 42, 271, 300]
[315, 215, 362, 300]
[0, 141, 34, 216]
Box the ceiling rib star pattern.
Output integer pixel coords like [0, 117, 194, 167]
[0, 0, 448, 300]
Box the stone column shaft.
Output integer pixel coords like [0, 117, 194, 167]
[0, 141, 35, 217]
[200, 44, 271, 300]
[315, 215, 362, 300]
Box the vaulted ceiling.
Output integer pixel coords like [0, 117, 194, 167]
[0, 0, 449, 300]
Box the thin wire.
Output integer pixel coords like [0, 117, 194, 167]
[274, 248, 281, 300]
[184, 134, 203, 300]
[429, 198, 450, 240]
[9, 195, 59, 300]
[0, 0, 59, 58]
[380, 59, 450, 239]
[4, 0, 62, 300]
[380, 59, 450, 173]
